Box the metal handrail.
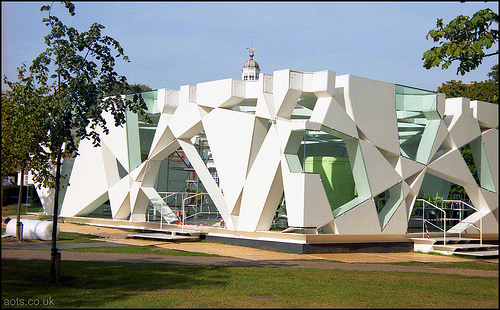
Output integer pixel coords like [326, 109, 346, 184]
[153, 191, 214, 231]
[415, 199, 482, 245]
[418, 199, 447, 245]
[457, 200, 483, 245]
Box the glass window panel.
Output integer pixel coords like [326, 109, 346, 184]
[395, 85, 440, 164]
[125, 90, 161, 170]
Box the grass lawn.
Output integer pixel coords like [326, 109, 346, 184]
[386, 260, 498, 271]
[1, 230, 102, 244]
[2, 218, 498, 308]
[1, 259, 498, 308]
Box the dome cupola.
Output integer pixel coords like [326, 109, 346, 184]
[242, 47, 260, 81]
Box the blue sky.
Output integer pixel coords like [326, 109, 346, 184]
[2, 1, 498, 92]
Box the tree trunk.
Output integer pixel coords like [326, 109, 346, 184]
[49, 147, 62, 283]
[1, 178, 4, 209]
[16, 163, 26, 242]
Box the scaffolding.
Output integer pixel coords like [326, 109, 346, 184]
[146, 134, 222, 229]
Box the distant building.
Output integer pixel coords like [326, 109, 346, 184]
[241, 47, 260, 81]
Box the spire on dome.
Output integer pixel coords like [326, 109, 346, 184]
[248, 46, 256, 59]
[242, 46, 260, 81]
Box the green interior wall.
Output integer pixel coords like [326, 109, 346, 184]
[304, 156, 356, 210]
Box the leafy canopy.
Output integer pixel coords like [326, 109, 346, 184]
[1, 64, 51, 178]
[14, 2, 150, 188]
[437, 65, 499, 104]
[422, 8, 499, 75]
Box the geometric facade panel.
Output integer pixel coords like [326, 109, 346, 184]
[34, 68, 498, 236]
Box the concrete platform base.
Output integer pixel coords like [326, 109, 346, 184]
[205, 234, 414, 254]
[47, 216, 497, 255]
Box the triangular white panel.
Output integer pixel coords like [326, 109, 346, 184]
[150, 139, 181, 162]
[448, 114, 481, 149]
[140, 160, 163, 187]
[429, 120, 450, 163]
[248, 117, 270, 174]
[150, 114, 172, 153]
[402, 181, 417, 220]
[470, 100, 499, 128]
[406, 169, 427, 196]
[149, 125, 176, 159]
[343, 75, 400, 155]
[129, 181, 143, 214]
[396, 156, 425, 179]
[60, 139, 108, 217]
[100, 111, 130, 172]
[427, 149, 477, 186]
[275, 120, 294, 152]
[477, 187, 499, 213]
[108, 175, 133, 219]
[100, 141, 122, 188]
[238, 127, 283, 231]
[334, 199, 381, 235]
[481, 128, 498, 192]
[402, 180, 413, 198]
[255, 164, 284, 231]
[359, 139, 402, 196]
[202, 109, 255, 214]
[130, 186, 149, 222]
[309, 96, 358, 139]
[381, 200, 407, 235]
[129, 162, 147, 183]
[255, 84, 275, 120]
[168, 101, 203, 138]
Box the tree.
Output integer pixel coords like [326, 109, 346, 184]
[422, 8, 499, 75]
[1, 64, 50, 241]
[2, 1, 149, 283]
[105, 83, 153, 96]
[437, 65, 499, 103]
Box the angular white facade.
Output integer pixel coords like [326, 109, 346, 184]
[36, 69, 499, 236]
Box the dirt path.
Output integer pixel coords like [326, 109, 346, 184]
[2, 217, 498, 277]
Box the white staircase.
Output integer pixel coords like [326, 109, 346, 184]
[412, 237, 498, 258]
[411, 199, 498, 257]
[447, 211, 481, 234]
[127, 230, 202, 242]
[142, 187, 179, 224]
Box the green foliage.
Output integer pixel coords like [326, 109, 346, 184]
[105, 83, 153, 96]
[422, 8, 499, 75]
[1, 64, 51, 181]
[437, 65, 499, 104]
[3, 2, 150, 190]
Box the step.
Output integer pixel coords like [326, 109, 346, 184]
[451, 250, 498, 258]
[432, 237, 484, 245]
[432, 243, 498, 253]
[127, 232, 200, 242]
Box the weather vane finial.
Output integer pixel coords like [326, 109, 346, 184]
[247, 44, 256, 59]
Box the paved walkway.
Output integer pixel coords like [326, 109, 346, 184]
[2, 217, 498, 278]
